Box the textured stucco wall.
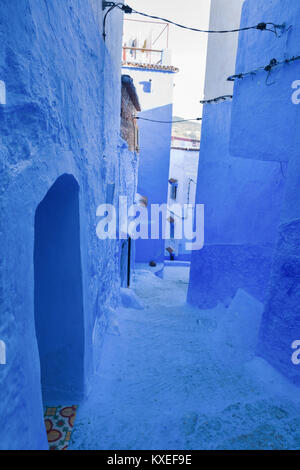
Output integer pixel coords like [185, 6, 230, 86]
[0, 0, 137, 450]
[188, 0, 286, 308]
[190, 0, 300, 386]
[188, 101, 285, 308]
[231, 0, 300, 385]
[204, 0, 245, 99]
[135, 103, 173, 263]
[230, 0, 300, 162]
[122, 67, 176, 263]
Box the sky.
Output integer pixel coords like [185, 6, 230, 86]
[123, 0, 211, 118]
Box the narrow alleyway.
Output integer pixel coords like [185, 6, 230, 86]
[70, 268, 300, 450]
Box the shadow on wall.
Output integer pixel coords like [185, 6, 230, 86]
[34, 174, 85, 404]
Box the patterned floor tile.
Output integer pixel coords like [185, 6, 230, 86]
[44, 405, 78, 450]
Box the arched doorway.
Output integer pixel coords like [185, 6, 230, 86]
[34, 174, 84, 404]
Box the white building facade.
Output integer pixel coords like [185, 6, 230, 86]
[166, 137, 200, 261]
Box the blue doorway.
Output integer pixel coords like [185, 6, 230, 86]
[34, 174, 84, 404]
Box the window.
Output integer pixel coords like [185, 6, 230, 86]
[170, 220, 175, 239]
[169, 179, 178, 200]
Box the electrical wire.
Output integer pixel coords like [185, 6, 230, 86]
[130, 12, 282, 35]
[112, 3, 286, 36]
[135, 117, 202, 124]
[200, 95, 233, 104]
[227, 55, 300, 83]
[103, 2, 124, 41]
[187, 178, 197, 206]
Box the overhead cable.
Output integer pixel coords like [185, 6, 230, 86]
[134, 117, 202, 124]
[102, 2, 287, 40]
[228, 55, 300, 85]
[200, 95, 233, 104]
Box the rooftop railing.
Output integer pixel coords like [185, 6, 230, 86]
[122, 46, 164, 66]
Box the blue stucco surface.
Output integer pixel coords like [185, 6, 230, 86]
[0, 0, 138, 450]
[230, 0, 300, 386]
[189, 0, 300, 386]
[230, 0, 300, 162]
[188, 101, 285, 308]
[1, 0, 300, 452]
[135, 104, 173, 264]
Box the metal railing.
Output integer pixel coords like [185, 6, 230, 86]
[122, 46, 163, 66]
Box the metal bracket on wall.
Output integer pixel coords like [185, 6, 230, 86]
[102, 1, 116, 10]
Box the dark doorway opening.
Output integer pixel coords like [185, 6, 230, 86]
[127, 237, 132, 288]
[34, 174, 84, 404]
[120, 237, 132, 288]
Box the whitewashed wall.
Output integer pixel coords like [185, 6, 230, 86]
[204, 0, 245, 99]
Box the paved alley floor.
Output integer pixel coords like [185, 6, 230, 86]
[70, 267, 300, 450]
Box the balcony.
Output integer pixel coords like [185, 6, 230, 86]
[122, 46, 164, 66]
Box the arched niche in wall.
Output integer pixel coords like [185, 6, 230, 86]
[34, 174, 85, 403]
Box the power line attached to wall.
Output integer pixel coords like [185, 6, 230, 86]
[200, 95, 233, 104]
[227, 55, 300, 85]
[134, 116, 202, 124]
[102, 1, 287, 41]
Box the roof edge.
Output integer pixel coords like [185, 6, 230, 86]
[122, 62, 179, 73]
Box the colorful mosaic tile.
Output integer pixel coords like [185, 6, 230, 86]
[44, 405, 78, 450]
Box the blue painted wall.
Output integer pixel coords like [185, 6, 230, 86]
[188, 100, 285, 308]
[229, 0, 300, 385]
[118, 141, 138, 287]
[190, 0, 300, 385]
[230, 0, 300, 163]
[0, 0, 137, 450]
[135, 104, 173, 264]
